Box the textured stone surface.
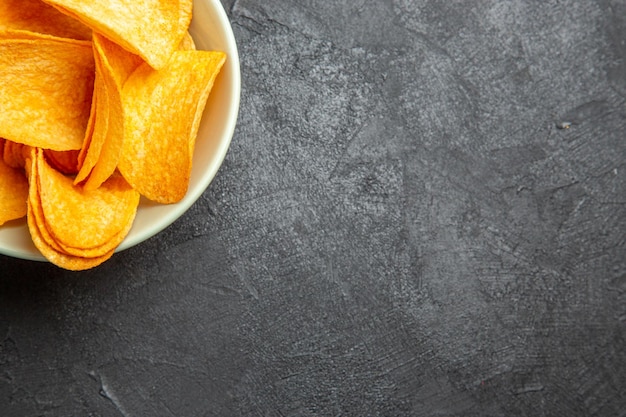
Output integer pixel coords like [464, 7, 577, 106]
[1, 0, 625, 415]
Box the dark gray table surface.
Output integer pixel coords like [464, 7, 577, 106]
[2, 0, 625, 415]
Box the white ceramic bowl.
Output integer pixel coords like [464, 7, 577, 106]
[0, 0, 241, 262]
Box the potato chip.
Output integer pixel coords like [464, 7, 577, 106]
[28, 210, 115, 270]
[75, 33, 141, 190]
[0, 0, 92, 40]
[118, 50, 226, 203]
[0, 36, 94, 150]
[42, 0, 193, 69]
[27, 196, 114, 271]
[0, 151, 28, 226]
[54, 218, 133, 258]
[93, 33, 144, 84]
[36, 150, 139, 250]
[25, 148, 139, 269]
[26, 150, 72, 255]
[179, 31, 196, 51]
[30, 160, 131, 259]
[77, 74, 99, 172]
[74, 58, 109, 184]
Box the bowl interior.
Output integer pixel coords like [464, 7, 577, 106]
[0, 0, 241, 261]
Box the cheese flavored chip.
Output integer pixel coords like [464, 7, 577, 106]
[0, 0, 92, 40]
[73, 55, 110, 185]
[0, 35, 94, 151]
[26, 168, 114, 271]
[26, 150, 74, 255]
[0, 147, 28, 226]
[179, 31, 196, 51]
[26, 149, 140, 270]
[42, 0, 193, 69]
[118, 50, 226, 203]
[75, 33, 142, 190]
[37, 151, 139, 251]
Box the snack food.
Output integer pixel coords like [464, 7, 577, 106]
[0, 0, 226, 270]
[0, 141, 29, 227]
[0, 33, 95, 151]
[118, 50, 225, 203]
[0, 0, 91, 40]
[40, 0, 193, 69]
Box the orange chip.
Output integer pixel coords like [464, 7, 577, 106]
[74, 58, 109, 184]
[25, 149, 139, 270]
[27, 208, 114, 270]
[42, 0, 193, 69]
[0, 0, 92, 40]
[77, 74, 99, 172]
[93, 33, 144, 84]
[0, 35, 94, 151]
[36, 150, 139, 250]
[118, 50, 226, 203]
[27, 189, 115, 271]
[26, 150, 73, 255]
[75, 33, 141, 190]
[0, 151, 28, 226]
[29, 158, 130, 259]
[179, 31, 196, 51]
